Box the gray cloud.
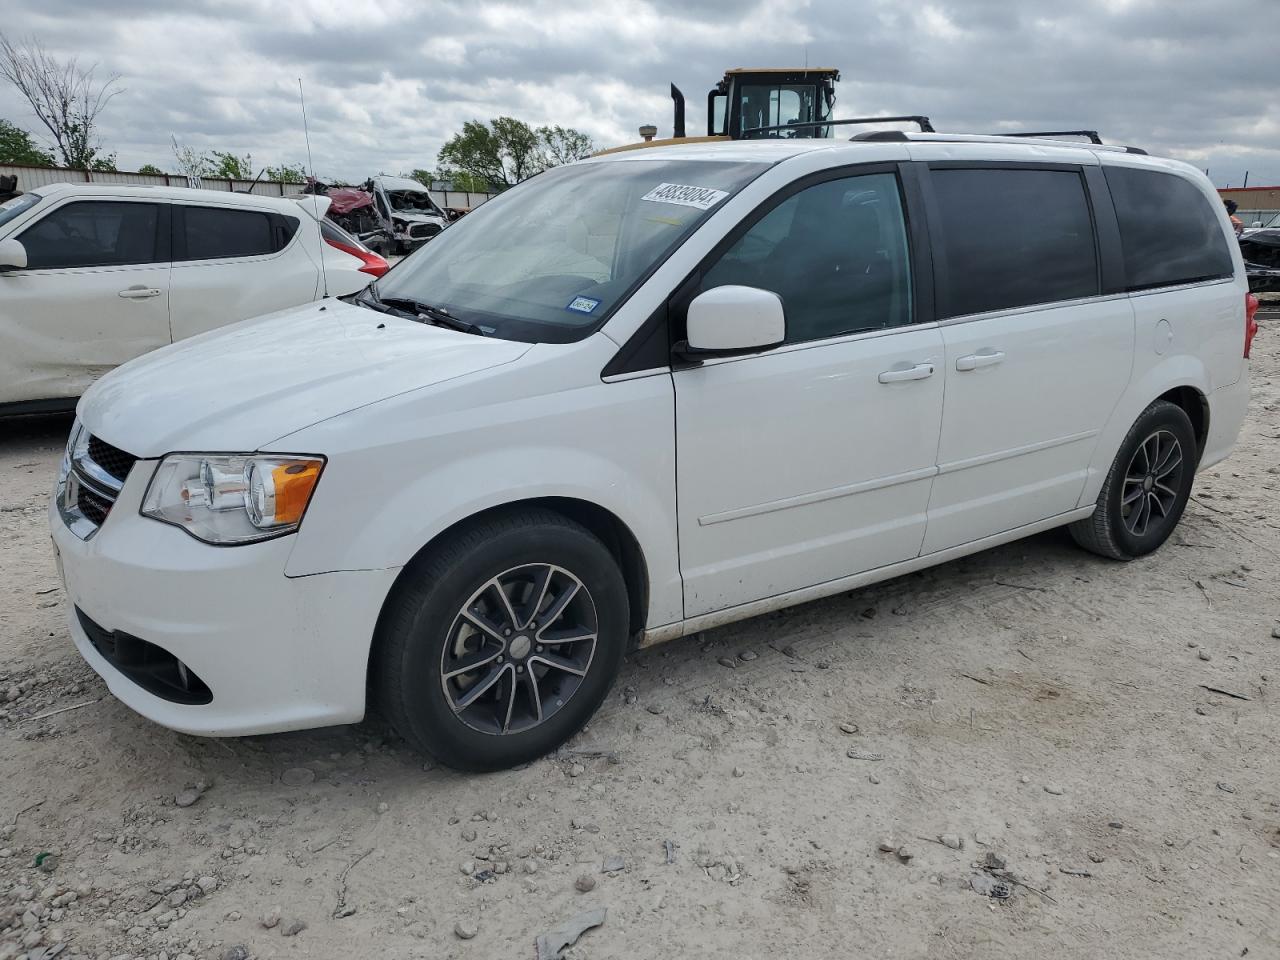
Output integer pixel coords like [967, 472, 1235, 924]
[0, 0, 1275, 188]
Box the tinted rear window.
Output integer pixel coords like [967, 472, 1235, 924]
[180, 206, 298, 261]
[931, 167, 1099, 318]
[1103, 166, 1234, 290]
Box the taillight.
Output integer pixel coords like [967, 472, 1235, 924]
[1244, 292, 1259, 359]
[325, 237, 390, 278]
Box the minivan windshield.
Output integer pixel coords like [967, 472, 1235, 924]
[370, 158, 767, 342]
[0, 192, 40, 229]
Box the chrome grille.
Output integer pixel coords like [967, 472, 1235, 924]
[57, 425, 138, 541]
[86, 435, 137, 484]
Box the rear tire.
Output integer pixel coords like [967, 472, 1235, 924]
[1070, 400, 1197, 560]
[374, 509, 628, 772]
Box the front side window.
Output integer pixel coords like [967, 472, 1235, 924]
[179, 206, 295, 261]
[930, 167, 1099, 319]
[18, 200, 161, 270]
[373, 158, 766, 343]
[699, 172, 913, 344]
[1104, 166, 1234, 290]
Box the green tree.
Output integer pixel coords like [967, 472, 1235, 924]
[437, 117, 594, 188]
[537, 125, 594, 166]
[266, 163, 306, 184]
[0, 118, 53, 165]
[408, 168, 434, 188]
[437, 117, 539, 188]
[137, 163, 164, 175]
[87, 152, 116, 172]
[208, 150, 252, 180]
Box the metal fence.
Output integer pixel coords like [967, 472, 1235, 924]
[0, 163, 497, 210]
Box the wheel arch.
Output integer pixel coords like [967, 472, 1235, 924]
[368, 497, 651, 692]
[1078, 353, 1213, 508]
[1155, 384, 1209, 461]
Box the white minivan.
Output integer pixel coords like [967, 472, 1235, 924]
[50, 134, 1257, 770]
[0, 183, 387, 412]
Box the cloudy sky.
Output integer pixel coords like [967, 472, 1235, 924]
[1, 0, 1277, 188]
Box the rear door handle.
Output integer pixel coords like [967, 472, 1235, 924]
[118, 286, 162, 300]
[955, 350, 1005, 371]
[878, 362, 935, 384]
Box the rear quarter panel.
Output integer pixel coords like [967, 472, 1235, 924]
[1079, 156, 1249, 505]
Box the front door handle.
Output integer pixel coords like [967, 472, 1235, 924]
[118, 286, 162, 300]
[878, 362, 935, 384]
[956, 350, 1005, 371]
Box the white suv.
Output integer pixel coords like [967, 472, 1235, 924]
[0, 183, 387, 412]
[50, 134, 1257, 770]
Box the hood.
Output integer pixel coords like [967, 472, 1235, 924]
[80, 300, 531, 457]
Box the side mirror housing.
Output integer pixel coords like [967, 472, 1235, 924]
[0, 237, 27, 272]
[678, 285, 785, 360]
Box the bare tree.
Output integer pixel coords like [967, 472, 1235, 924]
[0, 34, 121, 169]
[170, 135, 210, 184]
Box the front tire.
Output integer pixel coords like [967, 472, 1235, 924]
[374, 509, 628, 771]
[1070, 400, 1198, 560]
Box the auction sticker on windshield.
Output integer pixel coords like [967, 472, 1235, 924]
[641, 183, 730, 210]
[566, 296, 601, 314]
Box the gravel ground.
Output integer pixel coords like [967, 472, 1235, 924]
[0, 311, 1277, 960]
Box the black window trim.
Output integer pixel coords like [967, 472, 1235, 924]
[16, 197, 170, 271]
[917, 160, 1109, 322]
[602, 159, 934, 378]
[170, 203, 299, 263]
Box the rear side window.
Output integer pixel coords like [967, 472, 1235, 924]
[19, 201, 162, 269]
[930, 167, 1098, 318]
[1103, 166, 1234, 290]
[179, 206, 298, 261]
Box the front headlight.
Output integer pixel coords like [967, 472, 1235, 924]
[141, 453, 324, 545]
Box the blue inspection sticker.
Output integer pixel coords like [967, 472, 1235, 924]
[566, 296, 601, 314]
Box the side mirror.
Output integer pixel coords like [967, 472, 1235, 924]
[679, 285, 785, 360]
[0, 237, 27, 272]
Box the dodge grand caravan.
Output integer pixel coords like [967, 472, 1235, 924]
[51, 134, 1257, 771]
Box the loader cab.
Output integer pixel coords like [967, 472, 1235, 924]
[707, 68, 840, 139]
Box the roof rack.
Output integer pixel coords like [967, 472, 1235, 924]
[993, 129, 1103, 145]
[850, 130, 1150, 155]
[742, 115, 935, 138]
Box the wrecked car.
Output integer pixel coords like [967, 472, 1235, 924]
[369, 175, 449, 253]
[1240, 223, 1280, 293]
[301, 176, 450, 255]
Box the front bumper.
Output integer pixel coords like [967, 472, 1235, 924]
[50, 462, 400, 737]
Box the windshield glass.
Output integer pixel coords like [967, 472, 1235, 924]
[387, 189, 442, 217]
[0, 192, 40, 229]
[739, 83, 825, 138]
[374, 158, 766, 342]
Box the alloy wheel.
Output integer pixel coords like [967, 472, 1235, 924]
[440, 563, 598, 735]
[1121, 429, 1184, 538]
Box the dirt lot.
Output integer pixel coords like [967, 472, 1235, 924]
[1, 317, 1278, 960]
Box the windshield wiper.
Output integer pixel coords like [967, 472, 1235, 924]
[366, 291, 486, 336]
